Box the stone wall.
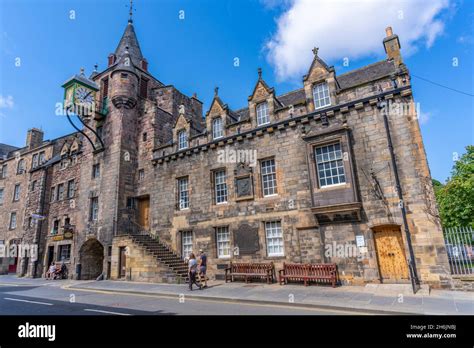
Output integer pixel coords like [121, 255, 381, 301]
[111, 235, 179, 283]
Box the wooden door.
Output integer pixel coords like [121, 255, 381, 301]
[137, 198, 150, 229]
[373, 226, 409, 281]
[119, 247, 126, 279]
[8, 257, 17, 273]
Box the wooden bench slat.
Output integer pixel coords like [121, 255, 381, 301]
[278, 263, 337, 287]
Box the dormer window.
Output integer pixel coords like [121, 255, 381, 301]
[256, 102, 270, 126]
[212, 117, 223, 139]
[178, 130, 188, 150]
[312, 82, 331, 110]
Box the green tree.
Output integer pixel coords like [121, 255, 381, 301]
[434, 145, 474, 228]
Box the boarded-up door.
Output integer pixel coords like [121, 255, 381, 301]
[373, 226, 409, 281]
[137, 198, 150, 229]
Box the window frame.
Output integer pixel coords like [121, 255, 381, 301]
[265, 221, 284, 257]
[256, 102, 270, 126]
[58, 244, 71, 262]
[178, 130, 188, 150]
[17, 159, 25, 174]
[214, 169, 228, 204]
[181, 231, 193, 258]
[212, 117, 223, 139]
[0, 164, 6, 179]
[67, 179, 75, 198]
[138, 169, 145, 181]
[177, 177, 189, 210]
[13, 184, 21, 201]
[90, 197, 99, 221]
[260, 158, 277, 197]
[51, 219, 60, 235]
[92, 163, 100, 179]
[32, 154, 39, 169]
[312, 82, 331, 110]
[216, 226, 231, 259]
[57, 183, 65, 201]
[9, 212, 17, 230]
[314, 142, 346, 188]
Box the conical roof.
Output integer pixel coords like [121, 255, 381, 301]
[114, 21, 143, 67]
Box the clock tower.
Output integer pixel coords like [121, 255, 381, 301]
[69, 14, 150, 280]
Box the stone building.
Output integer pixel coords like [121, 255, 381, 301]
[0, 18, 451, 288]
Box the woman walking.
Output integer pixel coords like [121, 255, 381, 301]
[188, 253, 202, 291]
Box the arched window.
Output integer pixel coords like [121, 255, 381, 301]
[312, 82, 331, 109]
[178, 130, 188, 150]
[256, 102, 270, 126]
[212, 117, 223, 139]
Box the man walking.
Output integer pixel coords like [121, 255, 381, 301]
[198, 249, 208, 288]
[188, 253, 201, 291]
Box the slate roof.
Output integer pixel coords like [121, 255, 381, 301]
[115, 22, 143, 67]
[0, 143, 19, 160]
[336, 60, 397, 90]
[277, 88, 306, 107]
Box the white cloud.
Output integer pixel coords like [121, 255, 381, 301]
[0, 95, 14, 118]
[0, 95, 14, 109]
[265, 0, 452, 81]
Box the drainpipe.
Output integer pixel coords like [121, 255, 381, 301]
[32, 167, 48, 278]
[377, 98, 420, 294]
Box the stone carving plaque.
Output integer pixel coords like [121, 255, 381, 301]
[234, 162, 254, 199]
[233, 224, 259, 255]
[236, 176, 252, 197]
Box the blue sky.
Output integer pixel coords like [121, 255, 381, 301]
[0, 0, 472, 182]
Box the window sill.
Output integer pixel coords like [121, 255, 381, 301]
[314, 104, 331, 111]
[317, 182, 348, 191]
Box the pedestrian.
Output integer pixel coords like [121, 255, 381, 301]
[187, 253, 201, 291]
[198, 249, 208, 288]
[46, 262, 55, 280]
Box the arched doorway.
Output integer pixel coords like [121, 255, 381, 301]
[79, 239, 104, 280]
[372, 225, 409, 282]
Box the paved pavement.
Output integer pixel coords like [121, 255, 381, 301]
[0, 275, 472, 315]
[0, 275, 358, 315]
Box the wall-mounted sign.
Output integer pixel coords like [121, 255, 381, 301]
[356, 235, 365, 247]
[64, 231, 73, 239]
[52, 235, 64, 242]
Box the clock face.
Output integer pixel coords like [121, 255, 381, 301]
[74, 86, 94, 105]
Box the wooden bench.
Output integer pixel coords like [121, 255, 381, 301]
[278, 263, 337, 287]
[225, 262, 274, 284]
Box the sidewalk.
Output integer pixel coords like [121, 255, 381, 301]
[1, 275, 472, 315]
[66, 280, 473, 315]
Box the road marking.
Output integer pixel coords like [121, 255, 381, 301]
[83, 309, 131, 316]
[65, 287, 368, 315]
[4, 297, 53, 306]
[0, 283, 19, 287]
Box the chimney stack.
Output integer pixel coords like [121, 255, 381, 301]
[383, 26, 402, 66]
[26, 128, 44, 149]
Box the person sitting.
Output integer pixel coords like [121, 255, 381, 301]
[60, 260, 68, 279]
[46, 262, 56, 280]
[53, 264, 62, 280]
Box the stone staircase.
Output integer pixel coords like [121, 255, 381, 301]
[128, 233, 189, 282]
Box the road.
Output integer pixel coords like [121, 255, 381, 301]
[0, 281, 362, 315]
